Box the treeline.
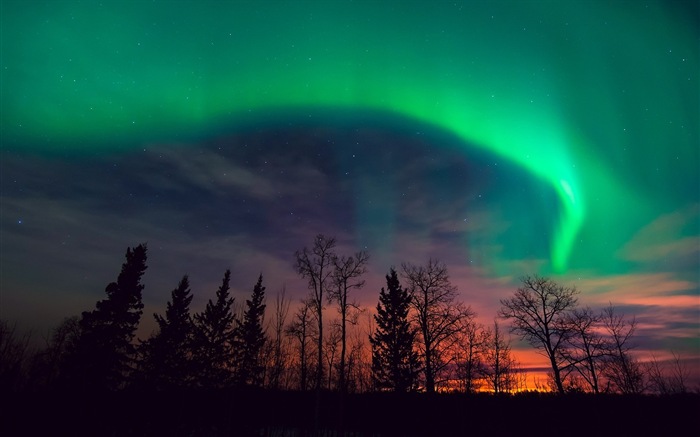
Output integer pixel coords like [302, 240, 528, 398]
[0, 237, 694, 397]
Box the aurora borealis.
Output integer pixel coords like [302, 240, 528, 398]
[1, 0, 698, 380]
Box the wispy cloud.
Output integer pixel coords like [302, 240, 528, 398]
[140, 146, 330, 201]
[572, 272, 697, 305]
[619, 203, 700, 264]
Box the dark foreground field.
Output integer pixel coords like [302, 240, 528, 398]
[2, 389, 698, 437]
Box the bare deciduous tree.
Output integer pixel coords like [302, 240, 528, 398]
[294, 234, 336, 392]
[647, 351, 691, 394]
[482, 320, 518, 394]
[561, 307, 607, 393]
[36, 316, 81, 387]
[286, 300, 316, 391]
[267, 286, 290, 390]
[402, 259, 473, 393]
[346, 327, 371, 393]
[498, 275, 578, 394]
[455, 319, 488, 394]
[324, 321, 342, 390]
[330, 250, 369, 393]
[0, 320, 34, 391]
[600, 304, 646, 394]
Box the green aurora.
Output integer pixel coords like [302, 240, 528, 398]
[1, 0, 698, 275]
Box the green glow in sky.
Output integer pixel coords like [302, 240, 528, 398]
[1, 0, 697, 273]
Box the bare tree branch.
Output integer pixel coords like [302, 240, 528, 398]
[498, 275, 578, 394]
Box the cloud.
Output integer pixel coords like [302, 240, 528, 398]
[619, 203, 700, 264]
[571, 272, 697, 305]
[146, 148, 278, 199]
[140, 145, 331, 202]
[559, 271, 699, 354]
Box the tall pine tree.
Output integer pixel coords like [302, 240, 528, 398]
[193, 269, 236, 388]
[69, 244, 147, 391]
[233, 274, 267, 387]
[139, 275, 194, 389]
[370, 269, 420, 392]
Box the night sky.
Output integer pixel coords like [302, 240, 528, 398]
[1, 0, 698, 378]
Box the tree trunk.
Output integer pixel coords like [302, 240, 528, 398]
[315, 303, 323, 433]
[550, 355, 565, 394]
[339, 298, 347, 393]
[424, 334, 434, 393]
[586, 353, 599, 394]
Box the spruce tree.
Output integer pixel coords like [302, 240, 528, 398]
[70, 244, 147, 390]
[233, 274, 267, 386]
[193, 269, 236, 388]
[370, 268, 420, 392]
[139, 275, 194, 389]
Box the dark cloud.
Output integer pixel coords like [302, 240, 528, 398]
[2, 116, 561, 335]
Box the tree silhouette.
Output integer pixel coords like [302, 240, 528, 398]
[648, 351, 691, 394]
[324, 322, 342, 390]
[294, 234, 336, 393]
[34, 316, 81, 388]
[370, 269, 420, 392]
[268, 287, 290, 390]
[561, 307, 607, 393]
[455, 319, 488, 394]
[345, 329, 371, 393]
[498, 275, 578, 394]
[286, 300, 316, 391]
[0, 320, 33, 392]
[330, 250, 369, 393]
[70, 244, 147, 391]
[481, 320, 517, 394]
[233, 274, 268, 387]
[139, 275, 195, 389]
[600, 304, 645, 394]
[402, 259, 472, 393]
[193, 269, 236, 388]
[10, 234, 700, 437]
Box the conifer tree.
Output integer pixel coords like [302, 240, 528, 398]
[193, 269, 236, 388]
[233, 274, 267, 386]
[370, 269, 420, 392]
[70, 244, 147, 390]
[140, 275, 194, 389]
